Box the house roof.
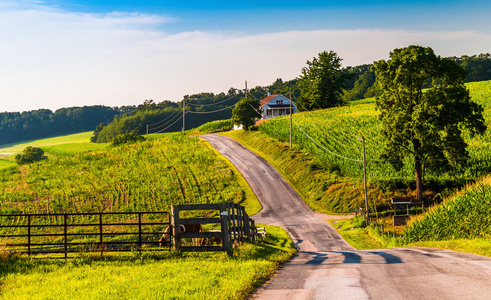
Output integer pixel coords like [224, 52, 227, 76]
[260, 94, 279, 106]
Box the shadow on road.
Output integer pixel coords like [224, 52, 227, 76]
[297, 250, 403, 265]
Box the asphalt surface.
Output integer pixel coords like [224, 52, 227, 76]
[201, 134, 491, 300]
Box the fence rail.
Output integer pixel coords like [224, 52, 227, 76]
[0, 211, 171, 258]
[0, 202, 261, 258]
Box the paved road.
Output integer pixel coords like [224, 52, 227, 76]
[201, 134, 491, 300]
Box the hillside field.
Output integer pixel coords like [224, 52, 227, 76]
[0, 132, 260, 217]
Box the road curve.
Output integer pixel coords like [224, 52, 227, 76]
[200, 134, 491, 300]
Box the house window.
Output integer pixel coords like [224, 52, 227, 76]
[267, 109, 272, 116]
[276, 99, 283, 104]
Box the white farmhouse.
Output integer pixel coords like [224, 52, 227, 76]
[260, 94, 297, 119]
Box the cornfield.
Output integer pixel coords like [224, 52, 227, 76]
[259, 80, 491, 183]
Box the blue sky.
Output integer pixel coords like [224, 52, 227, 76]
[1, 0, 491, 112]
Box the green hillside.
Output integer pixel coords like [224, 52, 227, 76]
[0, 132, 259, 216]
[259, 80, 491, 188]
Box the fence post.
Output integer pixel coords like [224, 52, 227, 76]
[244, 210, 250, 242]
[237, 205, 243, 243]
[99, 213, 103, 257]
[27, 215, 31, 256]
[219, 203, 232, 257]
[171, 206, 181, 251]
[64, 214, 68, 260]
[138, 212, 142, 250]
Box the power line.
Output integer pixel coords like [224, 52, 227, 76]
[147, 110, 182, 130]
[186, 103, 237, 114]
[293, 114, 362, 152]
[292, 118, 363, 163]
[186, 95, 238, 107]
[148, 114, 183, 134]
[249, 104, 263, 116]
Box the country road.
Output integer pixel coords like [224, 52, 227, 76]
[200, 134, 491, 300]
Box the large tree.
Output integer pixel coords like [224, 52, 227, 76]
[298, 50, 353, 110]
[373, 45, 486, 201]
[231, 97, 261, 130]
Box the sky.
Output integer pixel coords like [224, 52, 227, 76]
[1, 0, 491, 112]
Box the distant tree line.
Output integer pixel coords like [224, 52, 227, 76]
[0, 106, 121, 145]
[2, 53, 489, 145]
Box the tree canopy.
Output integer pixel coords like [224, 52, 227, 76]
[231, 97, 261, 131]
[373, 45, 487, 201]
[297, 51, 353, 110]
[15, 146, 47, 165]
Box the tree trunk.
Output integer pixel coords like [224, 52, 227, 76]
[414, 156, 423, 202]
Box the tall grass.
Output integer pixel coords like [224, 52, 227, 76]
[404, 176, 491, 242]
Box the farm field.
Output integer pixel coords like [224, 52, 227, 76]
[259, 80, 491, 184]
[0, 132, 259, 216]
[0, 131, 100, 154]
[0, 131, 110, 171]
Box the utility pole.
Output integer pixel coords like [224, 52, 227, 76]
[245, 80, 248, 98]
[290, 93, 293, 149]
[182, 97, 185, 133]
[361, 136, 369, 222]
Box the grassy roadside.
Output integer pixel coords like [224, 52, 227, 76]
[329, 216, 491, 257]
[0, 225, 296, 300]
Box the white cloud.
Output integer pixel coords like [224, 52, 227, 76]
[1, 3, 491, 112]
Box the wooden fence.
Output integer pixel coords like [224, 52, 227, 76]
[0, 211, 171, 258]
[0, 202, 261, 258]
[171, 202, 261, 256]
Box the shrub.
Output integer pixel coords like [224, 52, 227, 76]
[14, 147, 47, 165]
[110, 132, 145, 146]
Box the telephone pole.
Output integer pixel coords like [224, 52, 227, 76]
[182, 97, 185, 133]
[361, 136, 369, 222]
[245, 80, 248, 98]
[290, 93, 293, 149]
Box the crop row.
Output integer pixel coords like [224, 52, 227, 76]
[259, 80, 491, 182]
[0, 133, 244, 225]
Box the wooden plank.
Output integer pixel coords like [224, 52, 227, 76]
[173, 204, 220, 211]
[172, 206, 181, 250]
[179, 218, 220, 225]
[393, 215, 410, 226]
[181, 232, 222, 239]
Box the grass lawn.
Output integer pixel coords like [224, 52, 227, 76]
[0, 226, 296, 300]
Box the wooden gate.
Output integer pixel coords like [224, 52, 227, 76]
[171, 202, 260, 256]
[0, 211, 171, 258]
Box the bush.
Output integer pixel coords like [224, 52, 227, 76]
[14, 147, 47, 165]
[110, 132, 145, 146]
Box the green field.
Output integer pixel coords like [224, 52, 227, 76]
[259, 80, 491, 183]
[0, 225, 296, 300]
[0, 131, 97, 153]
[0, 132, 109, 170]
[0, 133, 259, 217]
